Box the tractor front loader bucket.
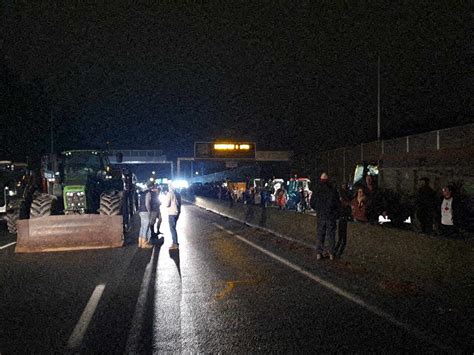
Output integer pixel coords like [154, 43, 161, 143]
[15, 214, 123, 253]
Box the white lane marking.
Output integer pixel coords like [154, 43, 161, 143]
[212, 222, 451, 351]
[67, 284, 106, 349]
[0, 242, 16, 250]
[125, 247, 156, 354]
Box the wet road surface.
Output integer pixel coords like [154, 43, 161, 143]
[0, 203, 471, 353]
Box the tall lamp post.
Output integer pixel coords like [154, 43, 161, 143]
[377, 55, 381, 140]
[50, 110, 54, 154]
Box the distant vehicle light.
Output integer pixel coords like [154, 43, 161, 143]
[172, 179, 189, 189]
[136, 182, 148, 190]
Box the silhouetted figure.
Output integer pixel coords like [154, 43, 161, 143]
[311, 172, 340, 260]
[415, 177, 437, 234]
[336, 183, 351, 257]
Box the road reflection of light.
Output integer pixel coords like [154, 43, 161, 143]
[125, 248, 156, 353]
[152, 204, 199, 352]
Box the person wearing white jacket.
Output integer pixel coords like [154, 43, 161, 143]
[166, 183, 182, 249]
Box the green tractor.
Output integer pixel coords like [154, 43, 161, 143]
[34, 150, 123, 216]
[15, 150, 129, 253]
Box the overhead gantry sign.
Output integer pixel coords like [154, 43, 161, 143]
[194, 142, 256, 160]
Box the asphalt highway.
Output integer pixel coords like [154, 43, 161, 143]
[0, 203, 471, 353]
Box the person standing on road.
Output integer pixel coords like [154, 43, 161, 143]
[336, 183, 352, 257]
[351, 187, 369, 223]
[415, 177, 437, 234]
[149, 185, 162, 239]
[436, 185, 463, 238]
[276, 186, 287, 210]
[138, 182, 154, 248]
[310, 172, 340, 260]
[166, 183, 182, 250]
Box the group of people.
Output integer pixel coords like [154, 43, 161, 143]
[138, 181, 181, 250]
[311, 172, 466, 261]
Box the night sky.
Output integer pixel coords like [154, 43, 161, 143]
[1, 2, 472, 162]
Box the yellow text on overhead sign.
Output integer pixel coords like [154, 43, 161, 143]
[214, 144, 251, 150]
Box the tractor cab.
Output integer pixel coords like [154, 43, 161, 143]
[62, 150, 112, 184]
[352, 163, 379, 192]
[265, 178, 285, 203]
[0, 161, 33, 217]
[286, 178, 312, 211]
[59, 150, 119, 214]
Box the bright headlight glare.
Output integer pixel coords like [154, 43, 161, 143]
[172, 179, 189, 189]
[158, 193, 166, 204]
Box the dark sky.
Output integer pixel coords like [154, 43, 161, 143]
[1, 1, 472, 161]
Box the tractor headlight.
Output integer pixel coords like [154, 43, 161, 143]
[66, 192, 75, 197]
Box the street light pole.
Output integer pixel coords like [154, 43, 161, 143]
[377, 55, 381, 140]
[50, 110, 54, 153]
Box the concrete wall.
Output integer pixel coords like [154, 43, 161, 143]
[315, 123, 474, 192]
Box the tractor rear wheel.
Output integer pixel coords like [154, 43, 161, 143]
[30, 194, 55, 218]
[100, 191, 123, 215]
[6, 210, 19, 234]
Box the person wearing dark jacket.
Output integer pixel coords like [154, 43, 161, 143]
[415, 177, 437, 234]
[310, 172, 340, 260]
[336, 183, 352, 257]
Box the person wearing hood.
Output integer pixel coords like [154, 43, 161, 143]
[310, 172, 340, 260]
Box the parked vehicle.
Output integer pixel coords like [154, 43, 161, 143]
[286, 178, 312, 212]
[15, 150, 134, 253]
[0, 161, 36, 234]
